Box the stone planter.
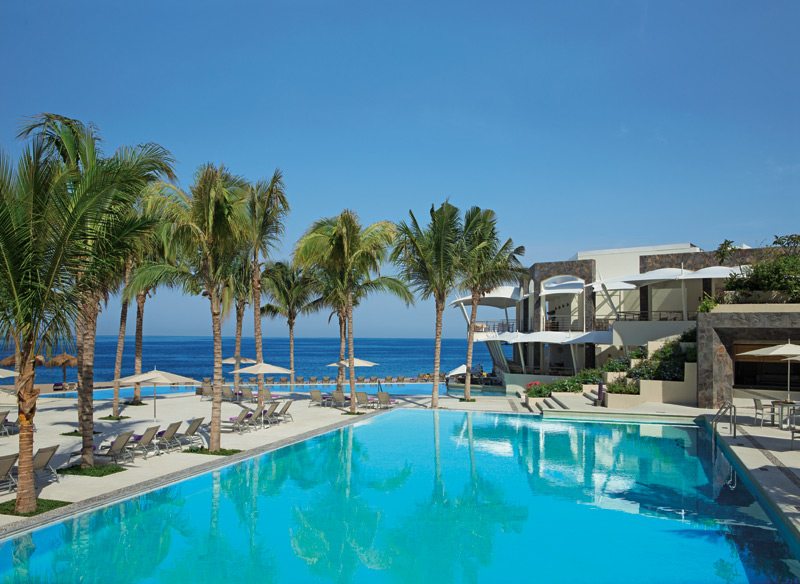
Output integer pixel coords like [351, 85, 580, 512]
[602, 371, 627, 384]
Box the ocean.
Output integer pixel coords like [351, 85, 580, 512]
[20, 337, 497, 385]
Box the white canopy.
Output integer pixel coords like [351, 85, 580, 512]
[232, 362, 292, 375]
[676, 266, 747, 280]
[0, 368, 18, 379]
[451, 286, 520, 309]
[327, 358, 378, 368]
[564, 330, 614, 345]
[589, 280, 637, 292]
[222, 356, 257, 365]
[498, 330, 610, 345]
[446, 364, 467, 378]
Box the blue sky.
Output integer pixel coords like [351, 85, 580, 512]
[1, 1, 798, 338]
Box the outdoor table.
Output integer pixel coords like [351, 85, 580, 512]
[771, 401, 799, 430]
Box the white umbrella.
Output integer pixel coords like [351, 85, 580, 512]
[738, 340, 800, 402]
[116, 368, 200, 420]
[222, 357, 257, 365]
[327, 358, 378, 368]
[0, 368, 18, 379]
[232, 362, 293, 375]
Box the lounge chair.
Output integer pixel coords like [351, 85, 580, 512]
[32, 445, 60, 483]
[261, 388, 276, 403]
[0, 411, 9, 436]
[753, 399, 775, 426]
[376, 391, 394, 409]
[275, 400, 294, 422]
[309, 376, 318, 384]
[130, 426, 161, 459]
[95, 431, 135, 464]
[156, 421, 183, 452]
[356, 391, 375, 409]
[224, 409, 250, 434]
[397, 376, 406, 383]
[265, 377, 274, 385]
[322, 376, 331, 384]
[52, 382, 64, 391]
[241, 386, 256, 403]
[176, 418, 205, 448]
[263, 402, 281, 425]
[222, 385, 236, 402]
[331, 390, 348, 407]
[390, 377, 399, 383]
[308, 389, 328, 407]
[295, 376, 305, 384]
[278, 377, 288, 384]
[0, 454, 18, 492]
[246, 405, 265, 429]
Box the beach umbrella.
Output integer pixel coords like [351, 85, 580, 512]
[222, 357, 257, 365]
[326, 358, 378, 368]
[115, 368, 200, 420]
[0, 368, 18, 379]
[232, 362, 293, 375]
[738, 340, 800, 403]
[0, 354, 44, 367]
[45, 352, 78, 384]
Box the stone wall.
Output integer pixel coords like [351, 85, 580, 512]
[640, 248, 772, 272]
[529, 259, 595, 332]
[697, 308, 800, 408]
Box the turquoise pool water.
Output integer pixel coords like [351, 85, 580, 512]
[48, 382, 451, 400]
[1, 410, 797, 583]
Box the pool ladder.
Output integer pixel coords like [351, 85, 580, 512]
[711, 399, 737, 453]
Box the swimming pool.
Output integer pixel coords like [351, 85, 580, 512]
[48, 382, 452, 401]
[1, 410, 797, 582]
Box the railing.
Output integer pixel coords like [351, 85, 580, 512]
[543, 316, 581, 332]
[472, 320, 516, 334]
[611, 310, 698, 322]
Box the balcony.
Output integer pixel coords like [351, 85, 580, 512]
[612, 310, 697, 322]
[544, 316, 582, 332]
[472, 320, 517, 334]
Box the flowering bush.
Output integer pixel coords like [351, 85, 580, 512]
[525, 380, 549, 397]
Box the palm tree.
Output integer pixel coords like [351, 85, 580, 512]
[19, 114, 173, 468]
[295, 210, 411, 413]
[459, 207, 525, 401]
[129, 164, 247, 451]
[392, 202, 462, 408]
[261, 260, 321, 391]
[243, 173, 288, 405]
[222, 252, 252, 392]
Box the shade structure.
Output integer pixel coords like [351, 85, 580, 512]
[231, 362, 292, 375]
[46, 353, 78, 384]
[327, 358, 378, 368]
[446, 364, 467, 378]
[450, 286, 520, 309]
[222, 357, 257, 365]
[738, 341, 800, 402]
[0, 368, 18, 379]
[115, 368, 200, 420]
[0, 354, 44, 367]
[676, 266, 747, 280]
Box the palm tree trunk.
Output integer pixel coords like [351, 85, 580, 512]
[252, 252, 264, 406]
[14, 338, 37, 514]
[62, 365, 67, 384]
[75, 311, 84, 393]
[337, 311, 346, 392]
[234, 299, 245, 392]
[463, 292, 480, 401]
[347, 294, 357, 414]
[79, 297, 99, 467]
[431, 298, 444, 409]
[289, 319, 295, 392]
[133, 291, 147, 404]
[209, 288, 224, 451]
[112, 266, 131, 418]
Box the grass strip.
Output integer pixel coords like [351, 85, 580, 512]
[0, 498, 71, 517]
[98, 415, 130, 421]
[186, 447, 242, 456]
[60, 430, 101, 436]
[58, 464, 126, 477]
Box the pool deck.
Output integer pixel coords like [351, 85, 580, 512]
[0, 390, 799, 550]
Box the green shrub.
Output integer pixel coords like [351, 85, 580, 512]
[601, 357, 630, 372]
[697, 293, 719, 313]
[628, 340, 687, 381]
[606, 379, 639, 394]
[684, 346, 697, 363]
[678, 327, 697, 342]
[629, 346, 647, 359]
